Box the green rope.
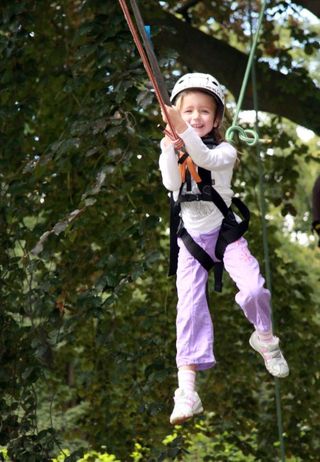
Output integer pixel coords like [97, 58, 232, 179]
[248, 2, 286, 461]
[225, 0, 267, 146]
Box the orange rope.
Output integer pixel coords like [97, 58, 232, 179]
[118, 0, 178, 141]
[118, 0, 201, 183]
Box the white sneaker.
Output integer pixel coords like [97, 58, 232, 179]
[249, 331, 289, 378]
[170, 388, 203, 425]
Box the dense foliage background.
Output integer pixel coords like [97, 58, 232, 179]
[0, 0, 319, 461]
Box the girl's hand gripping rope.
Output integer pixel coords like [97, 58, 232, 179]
[160, 105, 186, 150]
[161, 104, 188, 135]
[160, 108, 201, 183]
[162, 126, 184, 150]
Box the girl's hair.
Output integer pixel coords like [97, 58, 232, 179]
[174, 89, 225, 144]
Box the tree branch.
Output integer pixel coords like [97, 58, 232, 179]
[145, 7, 320, 134]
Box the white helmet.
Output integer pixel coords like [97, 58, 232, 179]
[170, 72, 225, 112]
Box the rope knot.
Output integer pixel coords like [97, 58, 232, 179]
[225, 125, 259, 146]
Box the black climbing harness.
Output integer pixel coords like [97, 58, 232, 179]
[169, 137, 250, 292]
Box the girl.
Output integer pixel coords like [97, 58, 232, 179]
[159, 72, 289, 425]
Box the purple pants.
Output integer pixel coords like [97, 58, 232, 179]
[176, 227, 272, 370]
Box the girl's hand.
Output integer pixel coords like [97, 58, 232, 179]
[161, 105, 188, 134]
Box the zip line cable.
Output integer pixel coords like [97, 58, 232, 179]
[248, 1, 286, 460]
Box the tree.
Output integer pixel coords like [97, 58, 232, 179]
[0, 1, 319, 461]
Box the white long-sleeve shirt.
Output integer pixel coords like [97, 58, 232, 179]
[159, 125, 237, 234]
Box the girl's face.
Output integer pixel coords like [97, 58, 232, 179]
[178, 91, 218, 138]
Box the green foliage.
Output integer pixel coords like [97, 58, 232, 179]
[51, 448, 120, 462]
[1, 447, 121, 462]
[0, 1, 319, 461]
[160, 418, 259, 461]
